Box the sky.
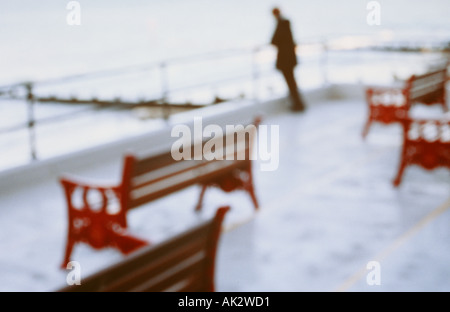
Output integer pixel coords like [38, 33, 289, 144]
[0, 0, 449, 83]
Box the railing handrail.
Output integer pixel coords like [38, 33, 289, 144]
[1, 34, 448, 93]
[0, 35, 448, 165]
[0, 45, 272, 93]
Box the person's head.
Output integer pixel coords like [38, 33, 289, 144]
[272, 7, 281, 19]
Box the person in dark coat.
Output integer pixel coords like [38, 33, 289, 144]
[271, 7, 306, 112]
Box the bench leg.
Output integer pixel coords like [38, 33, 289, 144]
[247, 187, 259, 210]
[393, 158, 407, 187]
[246, 175, 259, 210]
[247, 163, 260, 210]
[61, 238, 75, 269]
[195, 185, 208, 211]
[362, 118, 373, 139]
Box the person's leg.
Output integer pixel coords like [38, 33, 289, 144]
[281, 68, 305, 111]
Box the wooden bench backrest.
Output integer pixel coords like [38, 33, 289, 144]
[407, 67, 447, 104]
[122, 118, 260, 210]
[58, 206, 229, 292]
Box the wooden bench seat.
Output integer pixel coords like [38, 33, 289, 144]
[60, 117, 261, 267]
[58, 206, 229, 292]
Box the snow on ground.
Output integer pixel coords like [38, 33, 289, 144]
[0, 89, 449, 292]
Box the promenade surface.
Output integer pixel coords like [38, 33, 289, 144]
[0, 90, 449, 292]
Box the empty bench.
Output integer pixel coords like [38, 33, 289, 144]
[393, 116, 450, 186]
[362, 65, 448, 138]
[58, 206, 229, 292]
[60, 117, 261, 267]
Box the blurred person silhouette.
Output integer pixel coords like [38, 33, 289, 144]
[271, 7, 306, 112]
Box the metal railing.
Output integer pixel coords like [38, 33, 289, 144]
[0, 37, 448, 164]
[0, 44, 285, 162]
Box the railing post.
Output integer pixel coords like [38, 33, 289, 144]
[160, 62, 170, 120]
[252, 46, 260, 102]
[25, 83, 37, 161]
[321, 40, 329, 86]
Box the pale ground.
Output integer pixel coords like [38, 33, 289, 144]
[0, 94, 449, 292]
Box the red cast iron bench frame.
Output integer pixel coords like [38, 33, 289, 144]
[393, 116, 450, 186]
[60, 117, 261, 268]
[362, 65, 448, 139]
[58, 206, 229, 292]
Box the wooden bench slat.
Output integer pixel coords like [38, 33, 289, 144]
[106, 248, 206, 292]
[92, 223, 208, 281]
[131, 147, 195, 177]
[131, 134, 251, 177]
[130, 144, 249, 191]
[164, 275, 204, 292]
[409, 70, 446, 101]
[101, 227, 210, 291]
[132, 160, 204, 187]
[128, 160, 247, 209]
[132, 129, 253, 174]
[129, 252, 206, 292]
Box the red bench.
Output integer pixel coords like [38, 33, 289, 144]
[362, 66, 448, 139]
[58, 206, 229, 292]
[393, 116, 450, 186]
[60, 117, 261, 267]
